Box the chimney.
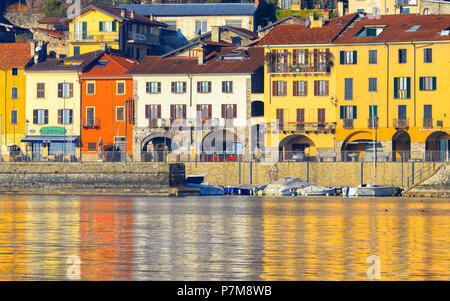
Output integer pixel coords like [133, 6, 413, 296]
[211, 26, 220, 42]
[198, 48, 205, 65]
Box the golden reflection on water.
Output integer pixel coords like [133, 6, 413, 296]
[0, 195, 448, 280]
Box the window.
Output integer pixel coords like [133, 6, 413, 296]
[165, 21, 177, 31]
[314, 80, 329, 96]
[419, 77, 437, 91]
[58, 82, 73, 98]
[86, 107, 95, 127]
[424, 105, 432, 119]
[88, 143, 97, 152]
[340, 105, 357, 119]
[146, 82, 161, 94]
[273, 49, 288, 72]
[293, 81, 307, 96]
[369, 78, 377, 92]
[222, 81, 233, 93]
[197, 81, 211, 93]
[87, 82, 95, 95]
[145, 105, 161, 126]
[99, 21, 116, 32]
[116, 106, 125, 121]
[195, 20, 207, 35]
[407, 25, 421, 32]
[58, 109, 73, 124]
[221, 104, 237, 119]
[297, 109, 304, 126]
[424, 48, 432, 63]
[74, 21, 86, 40]
[272, 81, 287, 96]
[369, 50, 377, 64]
[10, 110, 18, 125]
[276, 108, 284, 130]
[11, 87, 18, 99]
[12, 68, 18, 76]
[369, 105, 378, 119]
[116, 81, 125, 95]
[74, 46, 80, 56]
[226, 19, 242, 28]
[398, 49, 407, 63]
[394, 77, 411, 99]
[197, 104, 212, 121]
[400, 7, 410, 14]
[292, 49, 309, 66]
[344, 78, 353, 100]
[318, 108, 326, 123]
[398, 105, 407, 119]
[366, 28, 377, 37]
[340, 51, 357, 64]
[33, 109, 48, 124]
[147, 49, 152, 56]
[136, 48, 141, 60]
[171, 81, 186, 94]
[37, 83, 45, 98]
[170, 104, 187, 119]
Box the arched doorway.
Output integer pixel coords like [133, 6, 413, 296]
[141, 132, 174, 162]
[423, 8, 431, 15]
[279, 134, 315, 161]
[392, 131, 411, 162]
[425, 131, 450, 161]
[201, 129, 239, 161]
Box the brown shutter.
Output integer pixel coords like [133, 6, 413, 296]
[44, 110, 48, 124]
[183, 82, 186, 93]
[182, 104, 187, 118]
[305, 49, 309, 65]
[57, 83, 62, 98]
[314, 81, 318, 96]
[158, 82, 161, 93]
[272, 81, 277, 96]
[325, 80, 329, 96]
[33, 110, 38, 124]
[297, 109, 304, 122]
[233, 104, 237, 118]
[229, 81, 233, 93]
[58, 109, 62, 124]
[221, 104, 225, 118]
[293, 81, 297, 96]
[145, 105, 149, 118]
[146, 82, 150, 93]
[208, 104, 212, 118]
[157, 105, 161, 118]
[283, 81, 287, 96]
[314, 49, 318, 68]
[197, 82, 201, 93]
[208, 82, 211, 93]
[292, 49, 297, 65]
[304, 81, 308, 96]
[171, 82, 175, 93]
[170, 104, 175, 119]
[222, 81, 225, 93]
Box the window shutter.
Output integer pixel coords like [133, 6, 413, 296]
[293, 81, 297, 96]
[283, 81, 287, 96]
[197, 82, 200, 93]
[314, 81, 318, 96]
[145, 105, 150, 119]
[222, 81, 225, 93]
[112, 21, 117, 32]
[304, 81, 308, 96]
[170, 105, 175, 119]
[339, 106, 344, 119]
[69, 83, 73, 97]
[432, 77, 437, 90]
[182, 104, 187, 118]
[44, 110, 48, 123]
[314, 49, 318, 67]
[58, 83, 62, 98]
[171, 82, 175, 93]
[146, 82, 150, 93]
[352, 50, 357, 64]
[406, 77, 411, 99]
[69, 109, 73, 124]
[340, 51, 345, 64]
[419, 77, 424, 91]
[297, 108, 304, 122]
[82, 22, 87, 39]
[183, 82, 186, 93]
[272, 81, 276, 96]
[393, 77, 398, 99]
[292, 49, 297, 65]
[374, 106, 377, 117]
[58, 110, 62, 124]
[208, 82, 211, 93]
[158, 82, 161, 93]
[33, 110, 38, 124]
[305, 49, 309, 65]
[157, 105, 161, 118]
[99, 21, 103, 32]
[221, 104, 225, 118]
[352, 106, 357, 119]
[325, 80, 329, 96]
[233, 104, 237, 118]
[207, 104, 212, 118]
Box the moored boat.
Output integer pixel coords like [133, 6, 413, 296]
[186, 174, 225, 196]
[299, 185, 339, 196]
[343, 184, 402, 197]
[264, 177, 309, 196]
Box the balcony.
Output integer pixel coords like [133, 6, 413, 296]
[396, 0, 418, 6]
[368, 118, 378, 129]
[82, 118, 100, 129]
[343, 119, 354, 129]
[269, 122, 336, 133]
[423, 118, 433, 129]
[68, 31, 118, 42]
[268, 63, 329, 75]
[393, 118, 409, 129]
[127, 32, 159, 46]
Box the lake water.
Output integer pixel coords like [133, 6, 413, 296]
[0, 195, 448, 281]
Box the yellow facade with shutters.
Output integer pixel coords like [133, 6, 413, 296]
[0, 67, 27, 159]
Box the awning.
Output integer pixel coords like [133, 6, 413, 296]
[21, 136, 79, 143]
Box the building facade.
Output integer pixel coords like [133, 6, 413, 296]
[80, 52, 136, 161]
[346, 0, 450, 15]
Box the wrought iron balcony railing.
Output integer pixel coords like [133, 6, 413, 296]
[269, 63, 329, 74]
[82, 118, 100, 129]
[343, 119, 354, 129]
[393, 118, 409, 129]
[423, 118, 433, 129]
[368, 118, 378, 129]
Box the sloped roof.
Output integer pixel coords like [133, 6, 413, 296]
[0, 43, 32, 68]
[33, 27, 65, 39]
[128, 46, 263, 75]
[257, 15, 309, 32]
[27, 50, 105, 72]
[117, 3, 258, 17]
[38, 17, 62, 24]
[81, 53, 137, 78]
[259, 13, 360, 45]
[334, 14, 450, 43]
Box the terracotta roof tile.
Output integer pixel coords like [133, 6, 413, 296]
[27, 50, 105, 72]
[33, 27, 65, 39]
[38, 17, 62, 24]
[0, 43, 32, 68]
[81, 53, 137, 78]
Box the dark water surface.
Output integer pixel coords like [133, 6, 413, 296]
[0, 195, 448, 280]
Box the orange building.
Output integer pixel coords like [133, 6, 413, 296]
[80, 52, 136, 161]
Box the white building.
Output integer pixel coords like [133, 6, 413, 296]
[128, 45, 264, 162]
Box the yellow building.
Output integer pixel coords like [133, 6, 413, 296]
[260, 13, 359, 161]
[24, 50, 104, 161]
[0, 43, 37, 161]
[333, 14, 450, 162]
[261, 13, 450, 162]
[347, 0, 421, 15]
[64, 4, 167, 59]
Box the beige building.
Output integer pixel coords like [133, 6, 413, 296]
[118, 3, 258, 41]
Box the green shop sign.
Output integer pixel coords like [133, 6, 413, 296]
[40, 126, 67, 135]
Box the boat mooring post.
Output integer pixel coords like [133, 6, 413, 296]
[306, 161, 309, 183]
[360, 160, 363, 185]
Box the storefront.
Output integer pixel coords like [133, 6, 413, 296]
[21, 136, 80, 161]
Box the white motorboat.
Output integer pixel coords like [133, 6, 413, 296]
[299, 185, 339, 196]
[264, 177, 309, 196]
[185, 174, 224, 196]
[343, 184, 402, 197]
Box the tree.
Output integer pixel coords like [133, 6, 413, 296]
[39, 0, 66, 18]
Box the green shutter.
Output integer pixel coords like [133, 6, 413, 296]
[112, 21, 117, 32]
[419, 77, 424, 91]
[82, 22, 87, 39]
[352, 106, 357, 119]
[99, 21, 103, 32]
[406, 77, 411, 99]
[369, 106, 372, 118]
[432, 77, 437, 90]
[340, 106, 344, 119]
[393, 77, 398, 99]
[352, 50, 357, 64]
[374, 105, 377, 117]
[340, 51, 345, 64]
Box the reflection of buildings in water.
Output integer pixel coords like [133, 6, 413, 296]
[24, 196, 81, 280]
[132, 198, 264, 280]
[261, 198, 450, 281]
[0, 197, 27, 280]
[80, 197, 133, 281]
